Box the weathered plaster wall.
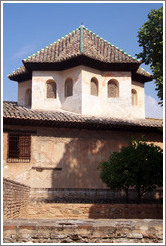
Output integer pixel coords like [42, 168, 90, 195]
[3, 125, 163, 189]
[31, 66, 82, 113]
[131, 80, 145, 118]
[18, 80, 32, 106]
[18, 66, 145, 119]
[82, 66, 134, 118]
[61, 67, 82, 113]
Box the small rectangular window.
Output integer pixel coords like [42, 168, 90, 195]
[7, 133, 31, 163]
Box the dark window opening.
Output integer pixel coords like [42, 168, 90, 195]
[7, 133, 31, 163]
[65, 78, 73, 97]
[90, 77, 98, 96]
[47, 81, 57, 98]
[25, 89, 32, 107]
[108, 80, 119, 98]
[131, 89, 137, 106]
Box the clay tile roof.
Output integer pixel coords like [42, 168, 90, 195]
[8, 25, 153, 82]
[83, 27, 138, 64]
[8, 66, 31, 82]
[3, 101, 162, 132]
[135, 67, 152, 77]
[132, 66, 153, 83]
[22, 25, 139, 64]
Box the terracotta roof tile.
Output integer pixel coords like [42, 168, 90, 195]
[11, 65, 27, 75]
[135, 67, 152, 77]
[83, 28, 137, 64]
[8, 25, 151, 82]
[23, 29, 81, 64]
[3, 102, 162, 131]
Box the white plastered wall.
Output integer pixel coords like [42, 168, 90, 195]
[31, 66, 82, 113]
[18, 66, 145, 119]
[131, 81, 145, 119]
[18, 80, 32, 106]
[81, 66, 133, 119]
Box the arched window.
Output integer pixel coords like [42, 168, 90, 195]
[46, 80, 57, 98]
[25, 89, 31, 107]
[65, 78, 73, 97]
[131, 89, 137, 106]
[108, 80, 119, 98]
[90, 77, 98, 96]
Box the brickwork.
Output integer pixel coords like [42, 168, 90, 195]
[3, 178, 30, 220]
[27, 203, 162, 220]
[3, 219, 163, 243]
[3, 180, 163, 243]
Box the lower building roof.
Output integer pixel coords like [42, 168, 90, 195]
[3, 101, 162, 132]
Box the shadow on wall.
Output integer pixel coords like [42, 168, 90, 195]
[32, 128, 163, 204]
[88, 203, 163, 219]
[51, 137, 123, 189]
[50, 130, 162, 189]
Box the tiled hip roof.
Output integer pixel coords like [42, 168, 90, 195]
[3, 102, 162, 132]
[22, 26, 139, 64]
[8, 25, 152, 83]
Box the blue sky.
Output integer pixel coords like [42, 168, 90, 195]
[3, 2, 163, 118]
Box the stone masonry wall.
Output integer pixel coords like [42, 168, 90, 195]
[3, 178, 30, 220]
[3, 219, 163, 243]
[27, 203, 162, 220]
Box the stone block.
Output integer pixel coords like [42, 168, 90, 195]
[127, 233, 143, 239]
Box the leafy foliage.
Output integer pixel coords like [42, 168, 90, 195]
[98, 138, 163, 203]
[136, 7, 163, 105]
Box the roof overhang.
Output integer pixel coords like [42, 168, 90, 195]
[9, 55, 141, 82]
[3, 102, 163, 133]
[132, 71, 153, 83]
[23, 55, 140, 71]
